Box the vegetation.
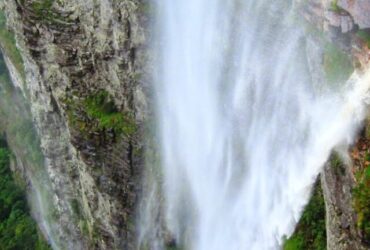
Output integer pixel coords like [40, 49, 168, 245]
[30, 0, 54, 16]
[85, 91, 137, 135]
[331, 152, 345, 176]
[353, 161, 370, 243]
[330, 0, 341, 13]
[349, 121, 370, 245]
[0, 49, 55, 248]
[352, 125, 370, 245]
[323, 43, 353, 86]
[28, 0, 67, 23]
[0, 11, 25, 80]
[65, 90, 137, 137]
[356, 30, 370, 49]
[0, 137, 51, 250]
[283, 182, 326, 250]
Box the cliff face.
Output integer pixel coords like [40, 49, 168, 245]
[0, 0, 369, 250]
[302, 1, 370, 249]
[1, 0, 149, 249]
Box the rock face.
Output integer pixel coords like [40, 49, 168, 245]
[321, 157, 365, 250]
[302, 1, 370, 249]
[1, 0, 149, 249]
[338, 0, 370, 29]
[1, 0, 370, 249]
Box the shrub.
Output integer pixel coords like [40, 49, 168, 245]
[353, 163, 370, 244]
[65, 90, 137, 137]
[283, 181, 326, 250]
[0, 139, 51, 249]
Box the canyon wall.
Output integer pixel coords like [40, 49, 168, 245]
[303, 0, 370, 249]
[0, 0, 369, 249]
[1, 0, 150, 249]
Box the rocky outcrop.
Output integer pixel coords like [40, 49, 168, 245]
[0, 0, 369, 249]
[303, 0, 370, 67]
[302, 1, 370, 249]
[321, 155, 365, 250]
[338, 0, 370, 29]
[1, 0, 150, 249]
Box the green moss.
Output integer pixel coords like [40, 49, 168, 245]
[84, 91, 136, 135]
[70, 199, 81, 218]
[31, 0, 54, 14]
[283, 182, 326, 250]
[0, 11, 25, 80]
[323, 43, 353, 86]
[65, 90, 137, 137]
[79, 219, 90, 236]
[30, 0, 60, 22]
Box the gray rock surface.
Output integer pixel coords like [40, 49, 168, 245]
[321, 157, 366, 250]
[1, 0, 369, 249]
[338, 0, 370, 29]
[2, 0, 150, 249]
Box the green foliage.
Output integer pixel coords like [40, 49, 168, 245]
[356, 30, 370, 48]
[0, 11, 25, 80]
[70, 199, 81, 217]
[283, 235, 304, 250]
[0, 140, 51, 250]
[353, 164, 370, 243]
[283, 182, 326, 250]
[31, 0, 54, 14]
[330, 0, 341, 13]
[0, 51, 54, 249]
[30, 0, 59, 22]
[323, 43, 353, 86]
[84, 91, 136, 135]
[65, 90, 137, 137]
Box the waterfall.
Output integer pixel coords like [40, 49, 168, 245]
[0, 52, 58, 248]
[141, 0, 370, 249]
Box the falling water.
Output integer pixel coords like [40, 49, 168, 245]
[144, 0, 370, 249]
[0, 53, 59, 249]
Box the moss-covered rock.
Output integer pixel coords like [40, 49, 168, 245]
[64, 90, 137, 140]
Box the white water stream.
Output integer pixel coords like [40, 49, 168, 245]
[144, 0, 370, 249]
